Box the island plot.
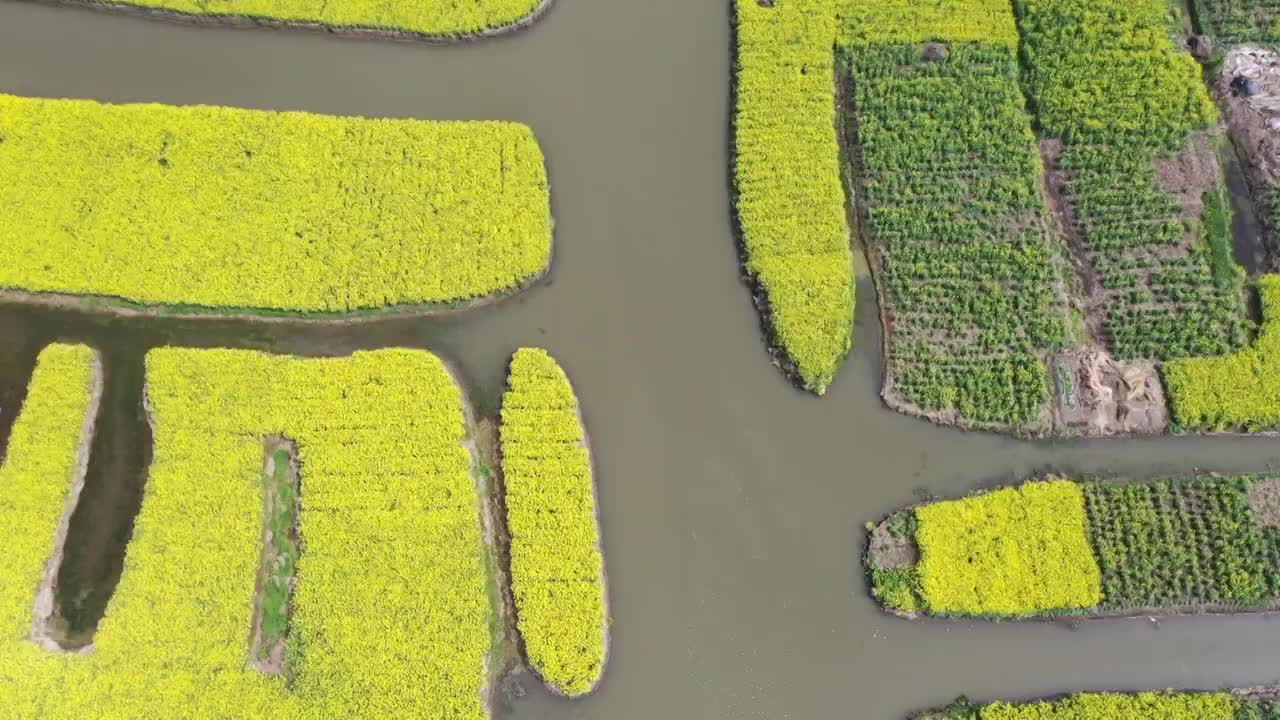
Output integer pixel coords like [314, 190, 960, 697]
[866, 475, 1280, 619]
[0, 93, 551, 317]
[912, 690, 1277, 720]
[498, 348, 609, 697]
[731, 0, 1280, 436]
[22, 0, 551, 40]
[0, 345, 611, 716]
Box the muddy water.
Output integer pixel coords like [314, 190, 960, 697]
[4, 2, 1280, 718]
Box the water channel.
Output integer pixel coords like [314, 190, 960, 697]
[2, 1, 1280, 717]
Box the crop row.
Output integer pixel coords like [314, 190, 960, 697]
[1, 348, 497, 718]
[848, 40, 1068, 428]
[1015, 0, 1248, 360]
[1192, 0, 1280, 44]
[0, 93, 552, 315]
[731, 0, 853, 394]
[1165, 274, 1280, 430]
[867, 474, 1280, 618]
[915, 691, 1244, 720]
[499, 348, 608, 697]
[47, 0, 545, 38]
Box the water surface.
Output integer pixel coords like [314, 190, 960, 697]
[3, 2, 1280, 717]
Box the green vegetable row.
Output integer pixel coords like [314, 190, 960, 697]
[732, 0, 853, 394]
[500, 348, 608, 696]
[0, 93, 552, 315]
[867, 474, 1280, 618]
[847, 39, 1068, 429]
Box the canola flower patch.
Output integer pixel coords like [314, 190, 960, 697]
[732, 0, 854, 394]
[913, 480, 1101, 616]
[0, 348, 496, 719]
[867, 474, 1280, 618]
[0, 93, 551, 314]
[500, 348, 607, 696]
[49, 0, 546, 39]
[1165, 275, 1280, 430]
[0, 344, 98, 650]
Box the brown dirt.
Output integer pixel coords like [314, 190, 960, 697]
[1040, 139, 1106, 346]
[866, 516, 917, 571]
[1248, 477, 1280, 527]
[1050, 350, 1168, 436]
[249, 436, 299, 676]
[1218, 47, 1280, 190]
[1154, 130, 1222, 223]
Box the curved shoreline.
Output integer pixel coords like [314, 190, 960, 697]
[30, 348, 104, 654]
[0, 261, 551, 326]
[493, 351, 611, 698]
[9, 0, 556, 44]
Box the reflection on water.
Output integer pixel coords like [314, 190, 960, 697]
[3, 3, 1280, 717]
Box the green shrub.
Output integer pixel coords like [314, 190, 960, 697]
[500, 348, 608, 696]
[0, 93, 551, 314]
[1165, 275, 1280, 430]
[732, 0, 853, 394]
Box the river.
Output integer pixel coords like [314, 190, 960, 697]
[2, 1, 1280, 717]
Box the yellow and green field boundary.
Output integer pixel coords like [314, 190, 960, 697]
[867, 474, 1280, 619]
[0, 93, 552, 318]
[913, 690, 1258, 720]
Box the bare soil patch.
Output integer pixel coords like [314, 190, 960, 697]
[1155, 130, 1223, 223]
[867, 516, 917, 570]
[249, 436, 299, 675]
[1050, 350, 1168, 436]
[1248, 477, 1280, 527]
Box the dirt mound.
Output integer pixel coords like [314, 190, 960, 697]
[1051, 350, 1168, 436]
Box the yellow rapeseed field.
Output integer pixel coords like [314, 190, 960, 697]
[0, 348, 496, 718]
[0, 93, 551, 314]
[500, 348, 608, 696]
[915, 480, 1103, 615]
[72, 0, 545, 36]
[981, 691, 1239, 720]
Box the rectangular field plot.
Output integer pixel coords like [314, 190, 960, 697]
[850, 43, 1069, 429]
[0, 94, 551, 315]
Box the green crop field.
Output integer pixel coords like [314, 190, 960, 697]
[867, 475, 1280, 618]
[0, 93, 551, 315]
[50, 0, 546, 38]
[500, 348, 608, 696]
[0, 348, 499, 718]
[1194, 0, 1280, 44]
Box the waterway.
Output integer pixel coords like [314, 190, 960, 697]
[2, 1, 1280, 717]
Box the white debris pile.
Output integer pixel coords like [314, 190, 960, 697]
[1219, 46, 1280, 184]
